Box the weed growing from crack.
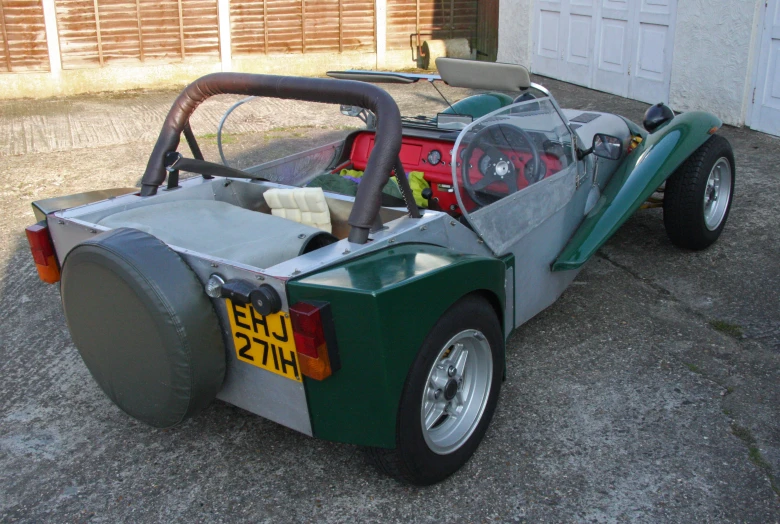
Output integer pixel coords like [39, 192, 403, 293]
[199, 133, 236, 144]
[731, 423, 779, 496]
[748, 446, 771, 470]
[731, 423, 755, 445]
[709, 320, 743, 338]
[685, 362, 701, 373]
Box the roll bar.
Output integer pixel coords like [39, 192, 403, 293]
[140, 72, 409, 243]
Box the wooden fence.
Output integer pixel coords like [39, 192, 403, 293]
[0, 0, 50, 71]
[0, 0, 481, 73]
[55, 0, 220, 68]
[230, 0, 376, 56]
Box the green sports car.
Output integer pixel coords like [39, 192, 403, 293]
[25, 58, 734, 485]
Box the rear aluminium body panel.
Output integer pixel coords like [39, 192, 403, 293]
[32, 188, 137, 222]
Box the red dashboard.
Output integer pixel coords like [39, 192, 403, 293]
[347, 131, 562, 214]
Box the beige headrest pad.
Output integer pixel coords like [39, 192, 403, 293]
[436, 58, 531, 92]
[263, 187, 332, 233]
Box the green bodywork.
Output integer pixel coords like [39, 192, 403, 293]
[552, 111, 722, 271]
[287, 244, 506, 448]
[442, 92, 515, 119]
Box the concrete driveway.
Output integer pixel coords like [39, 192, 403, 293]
[0, 75, 778, 523]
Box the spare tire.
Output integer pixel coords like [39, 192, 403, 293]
[61, 227, 226, 428]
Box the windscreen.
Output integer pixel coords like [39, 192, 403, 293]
[452, 98, 577, 255]
[452, 97, 573, 209]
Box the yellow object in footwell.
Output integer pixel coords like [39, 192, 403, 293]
[408, 171, 430, 208]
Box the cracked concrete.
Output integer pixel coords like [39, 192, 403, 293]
[0, 76, 778, 522]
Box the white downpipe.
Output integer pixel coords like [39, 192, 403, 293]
[218, 0, 232, 72]
[375, 0, 386, 69]
[41, 0, 62, 79]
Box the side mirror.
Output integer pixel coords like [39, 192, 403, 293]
[339, 105, 376, 129]
[592, 134, 623, 160]
[340, 105, 362, 117]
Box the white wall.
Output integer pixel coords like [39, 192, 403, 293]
[668, 0, 761, 125]
[497, 0, 534, 67]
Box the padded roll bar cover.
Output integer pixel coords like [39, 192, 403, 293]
[140, 73, 402, 242]
[61, 227, 226, 428]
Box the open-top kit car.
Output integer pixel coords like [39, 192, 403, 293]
[25, 59, 734, 485]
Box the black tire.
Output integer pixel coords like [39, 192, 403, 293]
[368, 294, 504, 485]
[663, 134, 735, 250]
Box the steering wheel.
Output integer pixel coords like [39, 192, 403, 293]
[460, 123, 541, 208]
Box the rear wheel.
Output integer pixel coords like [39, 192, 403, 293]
[368, 295, 504, 485]
[663, 134, 735, 250]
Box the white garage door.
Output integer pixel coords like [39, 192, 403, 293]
[532, 0, 677, 105]
[749, 0, 780, 136]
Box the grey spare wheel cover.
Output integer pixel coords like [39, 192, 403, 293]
[61, 227, 226, 428]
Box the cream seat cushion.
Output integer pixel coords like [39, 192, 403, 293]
[263, 187, 332, 233]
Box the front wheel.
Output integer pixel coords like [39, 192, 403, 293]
[663, 134, 735, 250]
[368, 295, 504, 485]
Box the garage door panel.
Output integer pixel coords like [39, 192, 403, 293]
[538, 10, 561, 58]
[635, 23, 666, 81]
[564, 13, 594, 84]
[641, 0, 671, 15]
[630, 20, 672, 103]
[597, 19, 626, 73]
[571, 0, 593, 8]
[762, 41, 780, 110]
[593, 17, 629, 97]
[567, 15, 591, 65]
[602, 0, 628, 13]
[533, 6, 565, 79]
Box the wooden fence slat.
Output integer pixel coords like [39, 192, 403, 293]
[177, 0, 185, 58]
[135, 0, 144, 60]
[93, 0, 104, 65]
[263, 0, 268, 53]
[300, 0, 305, 53]
[0, 2, 11, 71]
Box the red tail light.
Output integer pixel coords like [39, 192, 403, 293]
[25, 223, 60, 284]
[289, 301, 340, 380]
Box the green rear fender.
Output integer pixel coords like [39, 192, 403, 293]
[553, 111, 722, 271]
[287, 244, 506, 448]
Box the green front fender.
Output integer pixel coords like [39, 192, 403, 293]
[287, 244, 506, 448]
[552, 111, 722, 271]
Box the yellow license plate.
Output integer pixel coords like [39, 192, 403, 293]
[225, 299, 301, 382]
